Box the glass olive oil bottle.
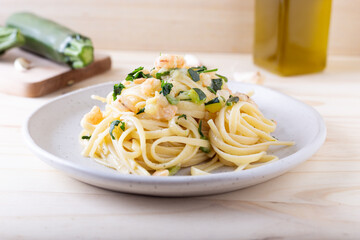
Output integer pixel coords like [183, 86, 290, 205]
[253, 0, 332, 76]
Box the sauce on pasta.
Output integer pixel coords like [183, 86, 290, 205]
[80, 54, 294, 176]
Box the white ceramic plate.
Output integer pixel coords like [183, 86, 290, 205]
[23, 82, 326, 197]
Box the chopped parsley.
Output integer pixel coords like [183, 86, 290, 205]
[177, 114, 187, 120]
[215, 73, 228, 83]
[160, 80, 173, 96]
[81, 135, 91, 140]
[226, 95, 240, 106]
[125, 66, 150, 81]
[113, 83, 125, 100]
[210, 78, 223, 92]
[189, 66, 223, 84]
[198, 120, 205, 138]
[109, 120, 125, 140]
[136, 107, 145, 115]
[159, 80, 177, 104]
[207, 86, 216, 94]
[202, 68, 218, 73]
[191, 66, 218, 73]
[192, 66, 207, 72]
[155, 71, 170, 79]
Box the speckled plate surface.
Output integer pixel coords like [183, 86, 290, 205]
[23, 82, 326, 197]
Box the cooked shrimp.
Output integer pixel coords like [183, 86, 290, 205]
[200, 73, 212, 87]
[118, 94, 142, 112]
[141, 78, 161, 96]
[134, 78, 146, 84]
[123, 81, 132, 86]
[145, 92, 177, 121]
[83, 106, 103, 125]
[155, 54, 185, 70]
[152, 169, 170, 176]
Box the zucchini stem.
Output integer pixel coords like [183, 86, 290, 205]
[0, 26, 25, 55]
[63, 37, 93, 68]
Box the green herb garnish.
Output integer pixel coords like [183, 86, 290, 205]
[137, 107, 145, 115]
[177, 114, 187, 120]
[198, 120, 205, 138]
[155, 71, 170, 79]
[160, 80, 173, 96]
[126, 66, 143, 81]
[81, 135, 91, 140]
[109, 120, 125, 140]
[188, 68, 200, 82]
[207, 86, 216, 94]
[113, 83, 125, 100]
[125, 66, 150, 81]
[191, 66, 218, 74]
[226, 95, 239, 106]
[134, 71, 151, 79]
[202, 68, 218, 73]
[215, 73, 228, 82]
[192, 66, 207, 72]
[211, 78, 223, 92]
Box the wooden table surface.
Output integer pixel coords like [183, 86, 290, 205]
[1, 51, 360, 239]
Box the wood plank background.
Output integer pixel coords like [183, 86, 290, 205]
[0, 0, 359, 55]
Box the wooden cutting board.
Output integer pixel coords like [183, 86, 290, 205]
[0, 48, 111, 97]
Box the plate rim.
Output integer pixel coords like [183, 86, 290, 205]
[23, 81, 327, 185]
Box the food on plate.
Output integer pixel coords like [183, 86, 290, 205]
[80, 54, 294, 176]
[6, 12, 93, 68]
[0, 26, 25, 55]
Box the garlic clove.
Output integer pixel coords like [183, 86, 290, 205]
[14, 57, 31, 72]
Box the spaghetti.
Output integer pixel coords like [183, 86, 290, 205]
[80, 54, 293, 176]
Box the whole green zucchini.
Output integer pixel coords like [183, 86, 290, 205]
[0, 26, 25, 55]
[6, 12, 93, 68]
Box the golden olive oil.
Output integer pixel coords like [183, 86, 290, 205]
[253, 0, 332, 76]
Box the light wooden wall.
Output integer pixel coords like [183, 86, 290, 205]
[0, 0, 359, 55]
